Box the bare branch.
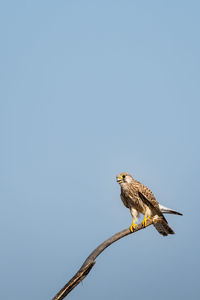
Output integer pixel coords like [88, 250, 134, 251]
[52, 218, 154, 300]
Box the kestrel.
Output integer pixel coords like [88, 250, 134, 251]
[116, 172, 182, 236]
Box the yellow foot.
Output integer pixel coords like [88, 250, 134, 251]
[142, 215, 150, 227]
[130, 220, 137, 232]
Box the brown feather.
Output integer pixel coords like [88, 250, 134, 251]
[117, 172, 176, 237]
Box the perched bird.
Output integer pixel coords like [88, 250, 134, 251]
[116, 172, 182, 236]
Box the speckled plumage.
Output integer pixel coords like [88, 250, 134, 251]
[116, 172, 175, 236]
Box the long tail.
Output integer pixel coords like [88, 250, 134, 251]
[159, 204, 183, 216]
[154, 219, 175, 236]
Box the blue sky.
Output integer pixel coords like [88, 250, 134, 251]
[1, 1, 200, 299]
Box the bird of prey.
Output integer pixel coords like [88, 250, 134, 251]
[116, 172, 182, 236]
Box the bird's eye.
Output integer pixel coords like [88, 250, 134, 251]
[122, 175, 126, 179]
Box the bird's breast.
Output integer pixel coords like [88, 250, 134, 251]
[121, 187, 146, 214]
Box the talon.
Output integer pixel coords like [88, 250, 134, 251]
[130, 224, 136, 232]
[142, 215, 150, 227]
[130, 219, 137, 232]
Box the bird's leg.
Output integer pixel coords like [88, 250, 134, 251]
[142, 213, 150, 227]
[130, 219, 137, 232]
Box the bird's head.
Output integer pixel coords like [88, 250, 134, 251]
[116, 172, 133, 185]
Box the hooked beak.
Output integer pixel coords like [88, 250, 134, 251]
[116, 176, 123, 183]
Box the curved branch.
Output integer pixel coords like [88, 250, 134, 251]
[52, 218, 154, 300]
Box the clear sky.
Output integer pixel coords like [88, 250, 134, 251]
[1, 1, 200, 299]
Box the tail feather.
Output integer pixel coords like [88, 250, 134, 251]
[159, 204, 183, 216]
[154, 220, 175, 236]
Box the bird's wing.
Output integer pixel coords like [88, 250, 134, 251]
[138, 187, 168, 223]
[138, 185, 159, 210]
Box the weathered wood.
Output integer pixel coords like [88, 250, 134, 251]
[52, 218, 154, 300]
